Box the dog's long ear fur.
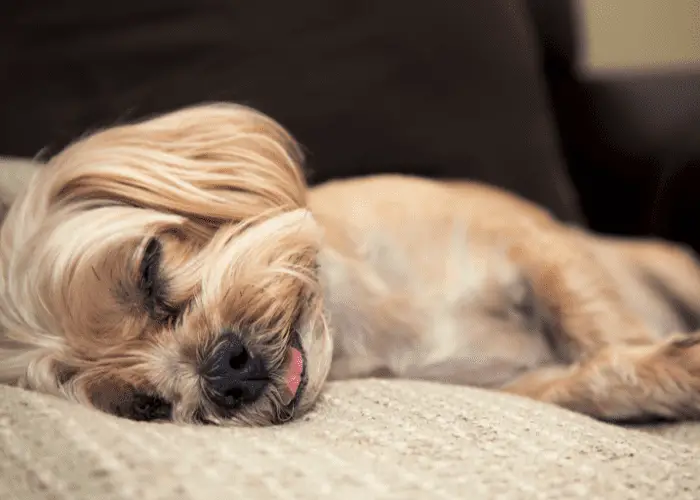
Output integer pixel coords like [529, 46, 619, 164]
[0, 103, 310, 388]
[0, 159, 45, 384]
[47, 103, 308, 223]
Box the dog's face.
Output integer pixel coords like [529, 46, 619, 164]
[0, 104, 333, 425]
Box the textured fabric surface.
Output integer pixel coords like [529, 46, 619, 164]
[2, 379, 700, 500]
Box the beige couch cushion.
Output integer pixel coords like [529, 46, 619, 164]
[0, 157, 40, 208]
[2, 379, 700, 500]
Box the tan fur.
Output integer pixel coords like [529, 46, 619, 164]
[3, 103, 700, 425]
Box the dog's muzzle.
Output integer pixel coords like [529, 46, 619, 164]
[202, 331, 307, 413]
[203, 333, 269, 409]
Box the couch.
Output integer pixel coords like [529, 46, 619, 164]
[2, 159, 700, 500]
[530, 0, 700, 247]
[3, 1, 700, 498]
[3, 377, 700, 500]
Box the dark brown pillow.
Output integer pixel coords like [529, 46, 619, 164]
[0, 0, 582, 222]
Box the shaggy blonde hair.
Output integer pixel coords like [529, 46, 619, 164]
[0, 103, 332, 425]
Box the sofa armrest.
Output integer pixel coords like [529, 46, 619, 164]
[527, 0, 700, 241]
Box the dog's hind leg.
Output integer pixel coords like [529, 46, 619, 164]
[592, 235, 700, 334]
[500, 333, 700, 421]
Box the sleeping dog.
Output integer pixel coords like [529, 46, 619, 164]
[2, 103, 700, 425]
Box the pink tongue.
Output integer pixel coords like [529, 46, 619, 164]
[285, 347, 304, 397]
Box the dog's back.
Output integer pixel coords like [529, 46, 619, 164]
[310, 174, 700, 343]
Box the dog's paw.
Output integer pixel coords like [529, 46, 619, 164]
[665, 333, 700, 373]
[656, 333, 700, 418]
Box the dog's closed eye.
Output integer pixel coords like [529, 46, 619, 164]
[138, 237, 179, 321]
[140, 237, 164, 301]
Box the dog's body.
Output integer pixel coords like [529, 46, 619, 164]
[312, 175, 700, 383]
[310, 175, 700, 421]
[3, 104, 700, 425]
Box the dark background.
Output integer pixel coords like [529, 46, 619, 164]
[2, 0, 700, 250]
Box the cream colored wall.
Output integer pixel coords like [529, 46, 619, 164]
[578, 0, 700, 74]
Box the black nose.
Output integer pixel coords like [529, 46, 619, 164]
[204, 334, 269, 408]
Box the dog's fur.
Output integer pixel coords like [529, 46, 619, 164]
[3, 103, 700, 425]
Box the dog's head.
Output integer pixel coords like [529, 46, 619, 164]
[0, 104, 333, 425]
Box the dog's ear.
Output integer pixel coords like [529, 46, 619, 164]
[0, 336, 66, 392]
[45, 103, 308, 226]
